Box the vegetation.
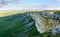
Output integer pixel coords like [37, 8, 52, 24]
[0, 11, 60, 37]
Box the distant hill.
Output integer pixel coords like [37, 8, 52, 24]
[0, 10, 42, 16]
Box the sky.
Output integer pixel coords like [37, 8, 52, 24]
[0, 0, 60, 10]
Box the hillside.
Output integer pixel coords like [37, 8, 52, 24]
[0, 12, 40, 37]
[0, 11, 60, 37]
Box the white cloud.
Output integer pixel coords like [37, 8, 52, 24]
[0, 0, 20, 7]
[0, 3, 60, 10]
[41, 4, 60, 10]
[0, 0, 60, 10]
[56, 0, 60, 2]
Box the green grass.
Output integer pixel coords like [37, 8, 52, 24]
[0, 11, 60, 37]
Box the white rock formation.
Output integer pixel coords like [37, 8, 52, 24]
[29, 12, 60, 33]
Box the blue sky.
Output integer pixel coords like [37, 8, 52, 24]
[22, 0, 60, 5]
[0, 0, 60, 10]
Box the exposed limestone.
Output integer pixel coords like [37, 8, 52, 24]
[29, 12, 60, 33]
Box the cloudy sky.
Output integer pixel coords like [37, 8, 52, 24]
[0, 0, 60, 10]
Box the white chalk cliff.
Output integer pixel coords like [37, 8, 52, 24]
[29, 12, 60, 33]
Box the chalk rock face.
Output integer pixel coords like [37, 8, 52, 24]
[29, 12, 60, 33]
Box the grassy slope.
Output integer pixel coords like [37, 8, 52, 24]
[0, 10, 60, 37]
[0, 13, 39, 37]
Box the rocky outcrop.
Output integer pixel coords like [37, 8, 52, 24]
[29, 12, 60, 33]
